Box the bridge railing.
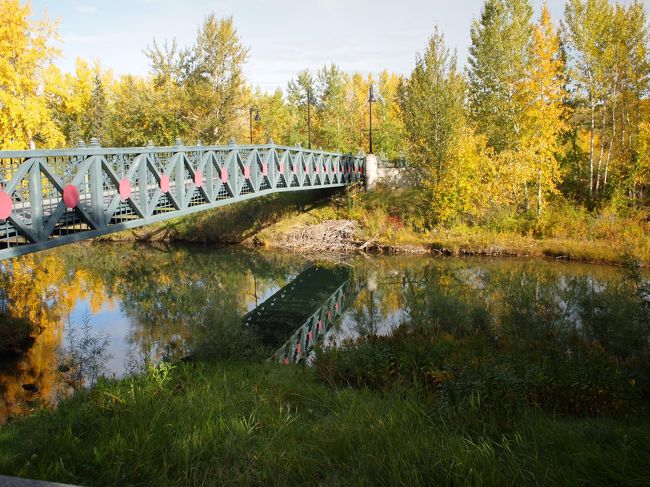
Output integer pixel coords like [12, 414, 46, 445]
[0, 142, 365, 259]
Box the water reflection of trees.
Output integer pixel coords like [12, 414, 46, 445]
[61, 244, 309, 362]
[0, 254, 107, 421]
[345, 257, 649, 369]
[0, 243, 308, 421]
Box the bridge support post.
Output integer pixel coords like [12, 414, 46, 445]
[364, 154, 378, 191]
[89, 156, 105, 227]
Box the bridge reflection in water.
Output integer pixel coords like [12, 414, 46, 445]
[241, 264, 362, 364]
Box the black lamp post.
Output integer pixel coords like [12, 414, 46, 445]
[249, 106, 260, 144]
[307, 89, 312, 150]
[368, 84, 377, 154]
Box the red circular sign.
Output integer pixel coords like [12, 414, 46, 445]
[0, 191, 13, 220]
[119, 179, 131, 200]
[160, 174, 170, 193]
[63, 184, 79, 209]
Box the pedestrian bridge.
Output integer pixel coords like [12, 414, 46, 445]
[0, 141, 364, 260]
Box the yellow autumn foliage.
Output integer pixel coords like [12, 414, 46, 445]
[0, 0, 63, 149]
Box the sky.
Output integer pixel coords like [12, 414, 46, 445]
[31, 0, 650, 93]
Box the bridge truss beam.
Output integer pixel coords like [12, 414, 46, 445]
[0, 143, 364, 260]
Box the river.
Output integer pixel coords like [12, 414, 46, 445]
[1, 242, 648, 422]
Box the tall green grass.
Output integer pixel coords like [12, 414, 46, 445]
[1, 359, 649, 486]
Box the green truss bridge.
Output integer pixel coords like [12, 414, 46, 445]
[0, 141, 365, 260]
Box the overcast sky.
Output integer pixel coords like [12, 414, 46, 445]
[31, 0, 650, 93]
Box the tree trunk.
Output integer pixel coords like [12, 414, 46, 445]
[589, 101, 595, 202]
[603, 103, 616, 192]
[595, 106, 606, 196]
[524, 181, 529, 213]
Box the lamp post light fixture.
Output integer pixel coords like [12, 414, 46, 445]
[249, 106, 261, 144]
[368, 83, 378, 154]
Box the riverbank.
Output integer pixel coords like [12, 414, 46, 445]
[102, 188, 649, 266]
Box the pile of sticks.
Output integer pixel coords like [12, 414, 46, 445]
[278, 219, 361, 252]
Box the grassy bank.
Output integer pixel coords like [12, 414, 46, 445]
[253, 187, 650, 265]
[1, 357, 648, 486]
[96, 185, 649, 266]
[98, 189, 339, 244]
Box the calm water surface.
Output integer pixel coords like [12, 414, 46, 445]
[1, 241, 647, 421]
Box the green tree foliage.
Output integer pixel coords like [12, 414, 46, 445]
[105, 75, 186, 147]
[468, 0, 534, 153]
[144, 14, 248, 144]
[315, 64, 349, 151]
[563, 0, 650, 205]
[86, 74, 107, 144]
[403, 28, 465, 183]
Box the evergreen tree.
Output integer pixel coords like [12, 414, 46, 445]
[287, 70, 317, 147]
[85, 73, 107, 143]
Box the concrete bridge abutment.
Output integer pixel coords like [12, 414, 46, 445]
[364, 154, 378, 191]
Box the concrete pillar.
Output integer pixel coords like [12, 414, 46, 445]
[365, 154, 378, 191]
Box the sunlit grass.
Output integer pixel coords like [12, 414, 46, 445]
[1, 361, 648, 486]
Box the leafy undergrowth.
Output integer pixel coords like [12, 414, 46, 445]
[1, 360, 649, 486]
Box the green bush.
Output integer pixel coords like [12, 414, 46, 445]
[318, 324, 645, 417]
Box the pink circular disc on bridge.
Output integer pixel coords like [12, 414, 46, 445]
[0, 191, 13, 220]
[194, 170, 203, 188]
[119, 179, 131, 200]
[160, 174, 170, 193]
[63, 184, 79, 209]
